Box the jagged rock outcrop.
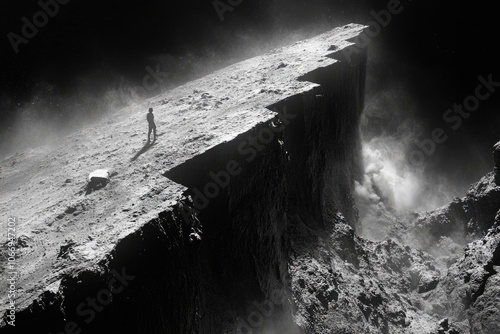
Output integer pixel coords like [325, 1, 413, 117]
[494, 141, 500, 184]
[289, 213, 441, 333]
[402, 142, 500, 334]
[412, 174, 500, 250]
[420, 224, 500, 334]
[412, 142, 500, 251]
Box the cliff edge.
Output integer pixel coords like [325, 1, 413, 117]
[0, 25, 367, 333]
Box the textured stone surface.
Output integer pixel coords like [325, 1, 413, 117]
[494, 141, 500, 184]
[411, 172, 500, 250]
[289, 216, 440, 333]
[401, 144, 500, 334]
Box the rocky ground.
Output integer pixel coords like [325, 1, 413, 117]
[287, 144, 500, 333]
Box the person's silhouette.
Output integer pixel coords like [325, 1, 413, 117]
[147, 107, 157, 143]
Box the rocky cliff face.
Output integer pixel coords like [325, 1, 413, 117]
[405, 147, 500, 334]
[285, 143, 500, 334]
[2, 23, 500, 334]
[0, 25, 368, 334]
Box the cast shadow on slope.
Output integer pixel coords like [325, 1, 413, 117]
[130, 137, 157, 162]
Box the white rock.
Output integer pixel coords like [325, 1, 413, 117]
[88, 169, 110, 182]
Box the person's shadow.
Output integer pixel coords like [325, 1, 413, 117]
[131, 138, 156, 161]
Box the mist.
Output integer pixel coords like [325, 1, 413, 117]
[0, 1, 338, 159]
[355, 39, 498, 239]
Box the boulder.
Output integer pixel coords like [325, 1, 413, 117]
[86, 169, 110, 194]
[88, 169, 110, 182]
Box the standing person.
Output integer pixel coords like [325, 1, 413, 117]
[147, 107, 157, 143]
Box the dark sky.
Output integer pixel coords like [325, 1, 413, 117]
[1, 0, 499, 188]
[1, 0, 496, 98]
